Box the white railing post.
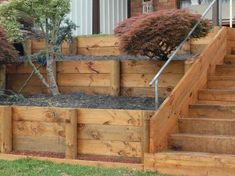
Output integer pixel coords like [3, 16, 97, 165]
[219, 0, 222, 26]
[155, 79, 159, 109]
[230, 0, 233, 27]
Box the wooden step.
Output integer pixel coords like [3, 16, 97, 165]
[208, 76, 235, 89]
[189, 104, 235, 119]
[179, 118, 235, 135]
[169, 134, 235, 154]
[224, 55, 235, 65]
[215, 65, 235, 76]
[145, 151, 235, 176]
[198, 89, 235, 102]
[198, 100, 235, 106]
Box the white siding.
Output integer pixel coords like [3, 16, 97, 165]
[100, 0, 128, 34]
[68, 0, 93, 36]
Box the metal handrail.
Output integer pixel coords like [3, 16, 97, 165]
[149, 0, 222, 109]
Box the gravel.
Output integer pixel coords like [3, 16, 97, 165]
[0, 93, 159, 110]
[10, 53, 193, 64]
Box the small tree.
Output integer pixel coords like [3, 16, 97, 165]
[0, 0, 76, 96]
[115, 9, 211, 60]
[0, 26, 18, 63]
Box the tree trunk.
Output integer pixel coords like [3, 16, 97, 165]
[46, 58, 60, 96]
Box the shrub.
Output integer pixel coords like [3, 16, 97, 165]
[0, 27, 18, 63]
[115, 9, 211, 60]
[0, 0, 76, 96]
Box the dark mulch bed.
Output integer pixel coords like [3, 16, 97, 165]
[9, 151, 142, 164]
[0, 93, 158, 110]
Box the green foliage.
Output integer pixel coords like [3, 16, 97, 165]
[0, 0, 76, 95]
[0, 27, 18, 63]
[0, 89, 24, 101]
[0, 0, 72, 42]
[115, 9, 211, 60]
[0, 159, 168, 176]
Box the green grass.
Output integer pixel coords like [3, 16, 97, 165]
[0, 159, 171, 176]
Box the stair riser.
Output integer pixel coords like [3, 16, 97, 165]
[208, 80, 235, 89]
[199, 92, 235, 102]
[169, 135, 235, 154]
[215, 69, 235, 76]
[189, 106, 235, 119]
[225, 56, 235, 64]
[179, 119, 235, 135]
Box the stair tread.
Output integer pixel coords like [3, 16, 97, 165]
[198, 100, 235, 105]
[155, 151, 235, 158]
[180, 117, 235, 122]
[216, 65, 235, 69]
[208, 75, 235, 80]
[171, 133, 235, 139]
[200, 89, 235, 93]
[190, 103, 235, 108]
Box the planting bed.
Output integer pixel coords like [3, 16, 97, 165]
[0, 93, 156, 110]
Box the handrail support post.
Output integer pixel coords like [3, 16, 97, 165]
[155, 79, 159, 109]
[212, 0, 219, 26]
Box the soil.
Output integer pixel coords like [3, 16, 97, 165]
[0, 93, 158, 110]
[9, 151, 142, 164]
[14, 53, 193, 63]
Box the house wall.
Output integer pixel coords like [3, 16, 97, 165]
[130, 0, 178, 17]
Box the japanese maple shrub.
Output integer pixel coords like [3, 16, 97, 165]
[115, 9, 211, 60]
[0, 27, 18, 63]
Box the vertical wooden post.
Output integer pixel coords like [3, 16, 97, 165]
[110, 60, 120, 96]
[184, 58, 196, 73]
[0, 65, 6, 89]
[142, 111, 153, 161]
[0, 106, 12, 153]
[65, 109, 77, 159]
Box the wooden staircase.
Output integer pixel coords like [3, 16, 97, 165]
[145, 28, 235, 176]
[169, 55, 235, 155]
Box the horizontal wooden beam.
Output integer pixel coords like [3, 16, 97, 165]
[0, 153, 144, 170]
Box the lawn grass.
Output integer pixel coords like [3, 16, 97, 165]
[0, 159, 171, 176]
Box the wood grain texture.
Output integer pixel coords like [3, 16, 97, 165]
[121, 60, 184, 74]
[77, 47, 120, 56]
[145, 152, 235, 176]
[12, 106, 69, 122]
[77, 109, 147, 126]
[77, 36, 119, 48]
[57, 73, 110, 87]
[77, 124, 142, 142]
[6, 60, 185, 98]
[189, 104, 235, 119]
[169, 134, 235, 154]
[121, 73, 183, 88]
[77, 139, 142, 157]
[57, 60, 113, 74]
[65, 109, 77, 159]
[13, 135, 65, 153]
[149, 27, 226, 152]
[13, 121, 65, 137]
[110, 60, 120, 96]
[0, 106, 12, 153]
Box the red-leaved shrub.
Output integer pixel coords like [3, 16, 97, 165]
[0, 27, 18, 63]
[115, 9, 211, 60]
